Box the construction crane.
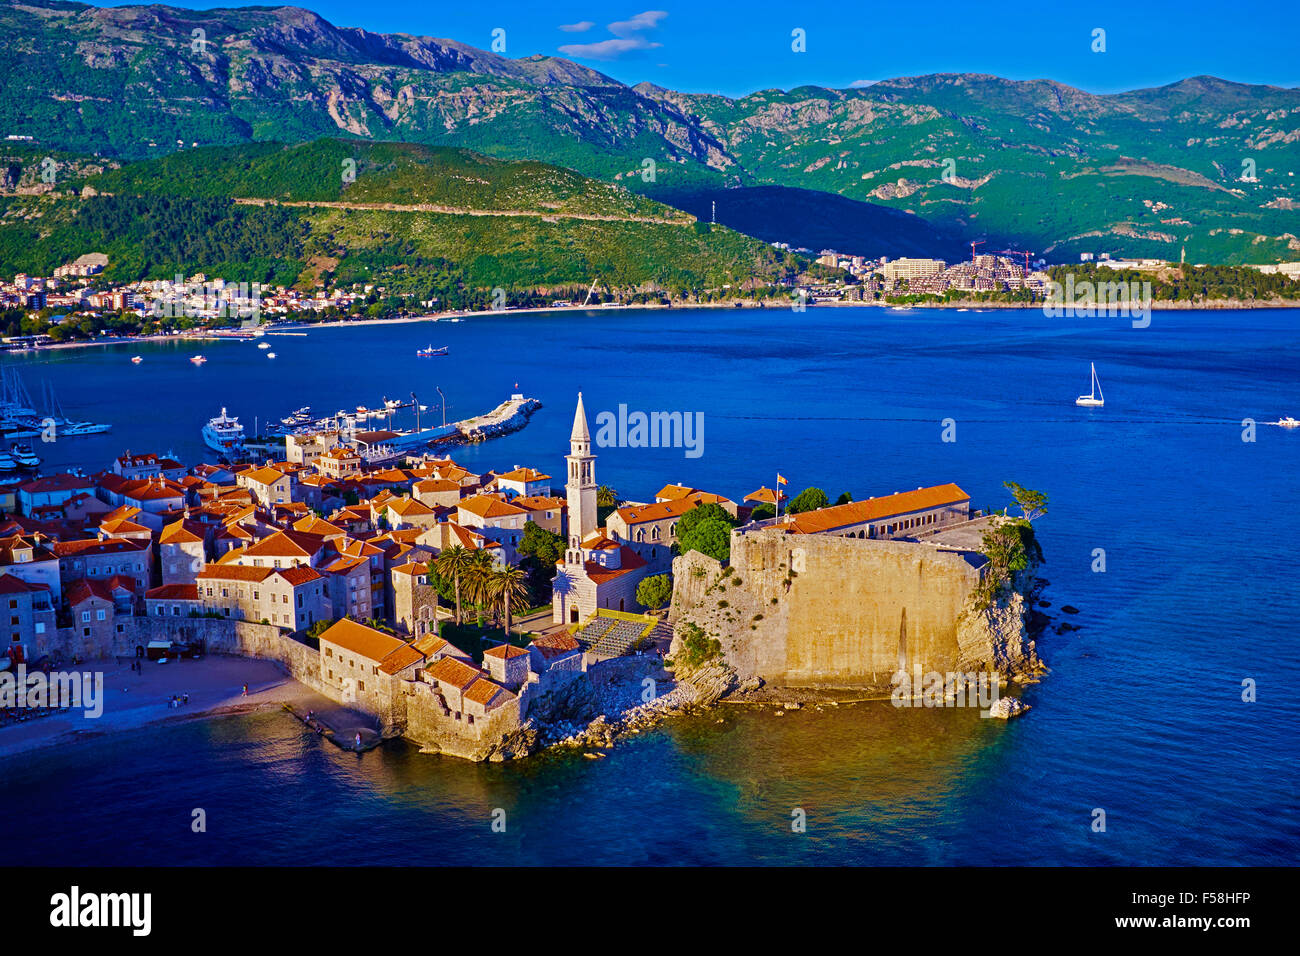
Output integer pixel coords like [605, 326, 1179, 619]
[969, 239, 985, 262]
[996, 249, 1033, 276]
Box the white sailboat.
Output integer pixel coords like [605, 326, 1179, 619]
[1076, 362, 1104, 407]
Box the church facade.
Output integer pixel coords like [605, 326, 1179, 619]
[552, 393, 656, 625]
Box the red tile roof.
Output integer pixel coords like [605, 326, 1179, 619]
[426, 656, 481, 689]
[784, 484, 970, 535]
[146, 583, 199, 600]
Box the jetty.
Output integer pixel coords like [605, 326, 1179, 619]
[454, 394, 542, 443]
[345, 394, 541, 459]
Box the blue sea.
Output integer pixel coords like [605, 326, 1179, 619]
[2, 305, 1297, 865]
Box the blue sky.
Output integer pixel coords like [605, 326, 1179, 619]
[116, 1, 1300, 97]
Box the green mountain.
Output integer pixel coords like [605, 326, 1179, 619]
[2, 1, 1299, 263]
[0, 140, 792, 297]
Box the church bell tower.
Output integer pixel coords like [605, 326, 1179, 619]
[566, 392, 597, 561]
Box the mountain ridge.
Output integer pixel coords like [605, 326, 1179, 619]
[3, 1, 1298, 263]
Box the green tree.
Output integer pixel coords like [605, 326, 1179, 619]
[518, 520, 565, 599]
[433, 545, 473, 626]
[491, 565, 530, 637]
[973, 518, 1043, 610]
[463, 549, 497, 625]
[749, 502, 775, 520]
[835, 492, 853, 505]
[1004, 481, 1048, 521]
[678, 517, 733, 561]
[786, 487, 830, 514]
[636, 573, 673, 611]
[675, 502, 736, 541]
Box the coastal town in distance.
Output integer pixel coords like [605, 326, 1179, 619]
[1, 0, 1295, 934]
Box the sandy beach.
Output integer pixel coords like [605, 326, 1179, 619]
[0, 656, 325, 759]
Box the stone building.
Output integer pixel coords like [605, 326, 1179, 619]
[775, 483, 971, 539]
[390, 562, 440, 637]
[159, 517, 208, 585]
[196, 564, 330, 631]
[482, 643, 531, 692]
[65, 577, 134, 657]
[1, 572, 56, 656]
[318, 618, 424, 715]
[52, 538, 152, 598]
[144, 583, 201, 618]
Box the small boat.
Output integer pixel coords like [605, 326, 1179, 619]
[267, 352, 276, 359]
[1275, 416, 1300, 429]
[258, 342, 270, 350]
[59, 421, 112, 436]
[1076, 362, 1104, 407]
[0, 452, 16, 473]
[190, 355, 207, 365]
[416, 345, 449, 357]
[10, 444, 40, 468]
[130, 356, 143, 364]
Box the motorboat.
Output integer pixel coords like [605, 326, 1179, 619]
[202, 407, 246, 453]
[10, 444, 40, 468]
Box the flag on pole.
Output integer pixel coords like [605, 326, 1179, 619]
[776, 474, 787, 486]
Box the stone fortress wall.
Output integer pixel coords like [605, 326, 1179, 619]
[670, 526, 1038, 689]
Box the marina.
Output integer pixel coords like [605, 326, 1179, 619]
[242, 392, 542, 462]
[0, 365, 111, 445]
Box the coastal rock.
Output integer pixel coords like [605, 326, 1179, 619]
[986, 697, 1031, 720]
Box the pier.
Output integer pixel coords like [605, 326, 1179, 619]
[453, 394, 542, 443]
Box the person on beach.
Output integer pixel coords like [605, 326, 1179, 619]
[355, 732, 362, 749]
[242, 683, 248, 696]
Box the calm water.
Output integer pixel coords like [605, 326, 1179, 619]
[2, 305, 1298, 865]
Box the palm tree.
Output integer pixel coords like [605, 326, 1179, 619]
[596, 485, 621, 508]
[433, 545, 472, 626]
[463, 549, 497, 626]
[492, 566, 529, 638]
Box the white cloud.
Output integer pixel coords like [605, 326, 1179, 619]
[558, 10, 668, 61]
[559, 21, 596, 33]
[608, 10, 668, 37]
[848, 79, 880, 88]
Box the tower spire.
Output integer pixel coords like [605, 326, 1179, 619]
[565, 392, 597, 550]
[571, 391, 590, 443]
